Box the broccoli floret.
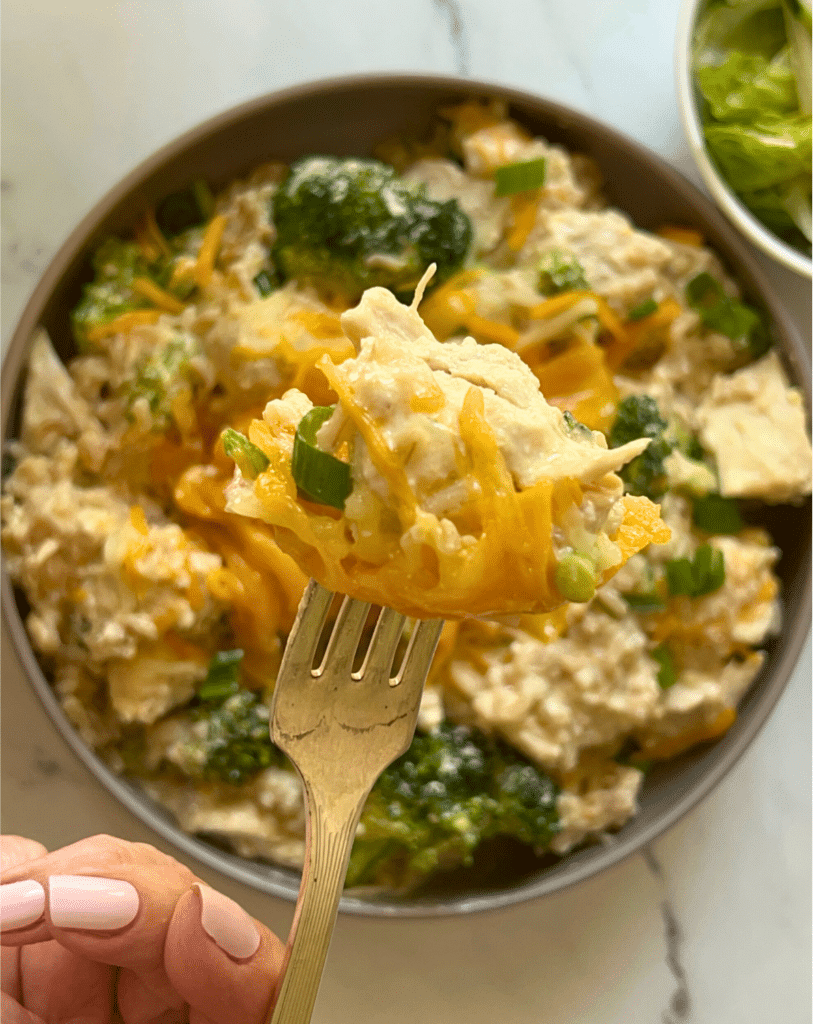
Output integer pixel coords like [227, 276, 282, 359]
[71, 197, 211, 351]
[685, 272, 771, 359]
[190, 689, 276, 786]
[127, 333, 200, 429]
[346, 722, 560, 890]
[174, 651, 278, 786]
[71, 238, 157, 350]
[608, 395, 674, 499]
[270, 156, 472, 300]
[492, 761, 562, 846]
[538, 249, 589, 295]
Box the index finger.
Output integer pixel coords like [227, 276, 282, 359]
[0, 833, 195, 976]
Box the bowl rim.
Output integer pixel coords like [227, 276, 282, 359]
[674, 0, 812, 279]
[1, 71, 812, 917]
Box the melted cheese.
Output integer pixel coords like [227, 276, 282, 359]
[226, 286, 665, 620]
[174, 463, 307, 683]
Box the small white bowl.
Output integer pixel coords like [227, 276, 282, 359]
[675, 0, 812, 279]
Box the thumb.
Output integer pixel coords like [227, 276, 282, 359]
[164, 884, 285, 1024]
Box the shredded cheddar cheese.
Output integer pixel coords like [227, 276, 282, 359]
[85, 309, 162, 342]
[462, 313, 520, 348]
[174, 464, 307, 684]
[131, 277, 186, 314]
[506, 192, 541, 251]
[658, 225, 705, 247]
[135, 209, 171, 261]
[524, 340, 619, 432]
[193, 214, 227, 288]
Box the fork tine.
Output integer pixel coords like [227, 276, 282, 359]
[279, 580, 335, 674]
[393, 618, 444, 687]
[318, 595, 371, 675]
[355, 606, 405, 680]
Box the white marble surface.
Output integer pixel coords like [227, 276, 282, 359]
[1, 1, 811, 1022]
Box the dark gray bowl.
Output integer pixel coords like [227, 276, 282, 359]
[1, 74, 811, 917]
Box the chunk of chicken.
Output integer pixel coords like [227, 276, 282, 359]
[695, 351, 812, 503]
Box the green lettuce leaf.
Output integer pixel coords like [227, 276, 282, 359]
[702, 114, 812, 192]
[694, 0, 787, 64]
[739, 173, 812, 251]
[692, 0, 812, 252]
[697, 49, 797, 122]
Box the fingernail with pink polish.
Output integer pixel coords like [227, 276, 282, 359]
[194, 883, 260, 960]
[1, 880, 45, 929]
[49, 875, 140, 930]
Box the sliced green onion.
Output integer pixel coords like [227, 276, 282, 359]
[650, 643, 677, 689]
[197, 649, 244, 702]
[666, 544, 725, 598]
[624, 591, 666, 613]
[691, 544, 726, 595]
[628, 298, 659, 320]
[292, 406, 352, 510]
[691, 493, 745, 535]
[494, 157, 546, 197]
[192, 178, 216, 220]
[222, 428, 270, 480]
[555, 550, 597, 603]
[253, 270, 275, 297]
[665, 558, 695, 597]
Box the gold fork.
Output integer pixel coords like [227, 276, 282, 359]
[266, 579, 443, 1024]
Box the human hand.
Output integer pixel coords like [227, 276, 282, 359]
[1, 833, 285, 1023]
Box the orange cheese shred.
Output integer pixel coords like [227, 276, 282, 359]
[193, 214, 227, 288]
[135, 209, 171, 261]
[85, 309, 162, 342]
[525, 341, 619, 432]
[604, 298, 682, 372]
[528, 290, 594, 321]
[506, 193, 540, 252]
[417, 268, 483, 340]
[131, 277, 186, 314]
[657, 225, 704, 247]
[462, 314, 519, 348]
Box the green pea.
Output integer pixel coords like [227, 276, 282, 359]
[555, 551, 597, 603]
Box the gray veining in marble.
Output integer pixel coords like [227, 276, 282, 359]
[0, 1, 811, 1021]
[432, 0, 470, 75]
[644, 847, 692, 1024]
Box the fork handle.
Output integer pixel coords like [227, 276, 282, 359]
[268, 790, 364, 1024]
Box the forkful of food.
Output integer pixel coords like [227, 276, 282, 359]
[223, 272, 670, 623]
[219, 272, 670, 1022]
